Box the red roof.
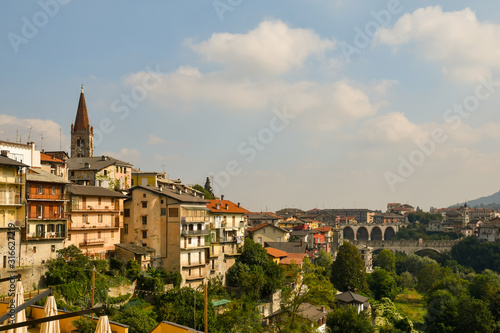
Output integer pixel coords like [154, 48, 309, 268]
[40, 152, 64, 164]
[247, 222, 271, 233]
[206, 199, 249, 214]
[313, 226, 332, 232]
[280, 253, 307, 265]
[266, 247, 288, 258]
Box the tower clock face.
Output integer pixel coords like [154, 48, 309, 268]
[76, 146, 83, 154]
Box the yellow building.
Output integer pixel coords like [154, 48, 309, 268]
[0, 153, 28, 273]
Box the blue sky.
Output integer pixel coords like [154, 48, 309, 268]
[2, 1, 500, 211]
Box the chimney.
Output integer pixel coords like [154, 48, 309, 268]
[221, 195, 224, 201]
[354, 288, 357, 294]
[101, 155, 106, 161]
[321, 305, 326, 313]
[237, 202, 240, 208]
[1, 150, 9, 157]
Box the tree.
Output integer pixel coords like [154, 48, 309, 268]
[154, 288, 218, 332]
[217, 295, 263, 333]
[368, 269, 398, 301]
[376, 249, 396, 273]
[111, 302, 157, 333]
[326, 306, 373, 333]
[314, 250, 333, 276]
[193, 184, 214, 200]
[330, 242, 368, 292]
[204, 177, 214, 196]
[72, 317, 96, 333]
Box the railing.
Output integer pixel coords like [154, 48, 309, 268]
[221, 236, 235, 242]
[0, 177, 23, 184]
[71, 205, 120, 211]
[181, 261, 207, 267]
[181, 229, 210, 236]
[181, 216, 209, 223]
[80, 239, 105, 246]
[26, 232, 65, 240]
[0, 198, 22, 205]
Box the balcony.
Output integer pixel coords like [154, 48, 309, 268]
[221, 236, 235, 243]
[79, 239, 105, 246]
[71, 205, 120, 212]
[0, 198, 22, 205]
[181, 261, 208, 268]
[0, 177, 23, 184]
[181, 229, 210, 236]
[69, 223, 119, 230]
[25, 232, 66, 241]
[181, 216, 209, 223]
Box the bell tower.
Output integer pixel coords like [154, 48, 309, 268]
[71, 85, 94, 158]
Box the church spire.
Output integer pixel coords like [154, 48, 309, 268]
[73, 84, 90, 132]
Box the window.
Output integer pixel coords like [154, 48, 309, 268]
[188, 238, 192, 245]
[83, 214, 88, 224]
[143, 193, 146, 198]
[169, 208, 179, 217]
[51, 245, 55, 252]
[124, 208, 130, 217]
[142, 230, 147, 239]
[161, 208, 166, 216]
[38, 186, 43, 194]
[124, 224, 128, 234]
[111, 231, 114, 238]
[38, 205, 43, 218]
[142, 201, 147, 208]
[98, 214, 103, 223]
[52, 186, 55, 195]
[68, 234, 71, 240]
[142, 216, 147, 225]
[98, 231, 101, 239]
[104, 170, 107, 176]
[33, 246, 37, 254]
[277, 237, 281, 242]
[161, 200, 164, 204]
[98, 197, 101, 205]
[258, 237, 262, 245]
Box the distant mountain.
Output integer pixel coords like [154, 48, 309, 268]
[449, 190, 500, 209]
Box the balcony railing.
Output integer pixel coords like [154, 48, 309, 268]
[181, 229, 210, 236]
[79, 239, 105, 246]
[221, 236, 235, 243]
[0, 177, 23, 184]
[0, 198, 22, 205]
[181, 217, 209, 223]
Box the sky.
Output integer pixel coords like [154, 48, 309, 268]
[2, 1, 500, 212]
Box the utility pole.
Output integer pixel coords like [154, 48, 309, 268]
[91, 266, 96, 310]
[204, 284, 208, 333]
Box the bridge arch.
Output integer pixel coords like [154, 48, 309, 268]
[357, 227, 369, 240]
[343, 227, 355, 241]
[370, 227, 382, 240]
[384, 227, 396, 240]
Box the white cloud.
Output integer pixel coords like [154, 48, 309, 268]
[0, 115, 68, 151]
[101, 148, 141, 164]
[358, 112, 428, 143]
[146, 134, 185, 147]
[375, 6, 500, 82]
[189, 20, 335, 76]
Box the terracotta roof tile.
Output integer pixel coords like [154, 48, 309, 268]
[265, 247, 288, 258]
[206, 199, 249, 214]
[40, 152, 65, 164]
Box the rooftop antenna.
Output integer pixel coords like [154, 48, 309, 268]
[161, 164, 166, 173]
[40, 134, 44, 150]
[59, 128, 62, 150]
[27, 126, 33, 142]
[15, 130, 18, 143]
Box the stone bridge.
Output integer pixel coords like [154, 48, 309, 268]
[349, 239, 460, 255]
[339, 223, 400, 241]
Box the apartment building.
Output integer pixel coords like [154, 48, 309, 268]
[66, 184, 126, 258]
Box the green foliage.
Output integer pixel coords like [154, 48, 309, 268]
[314, 249, 333, 276]
[226, 239, 284, 299]
[204, 177, 214, 197]
[406, 211, 442, 224]
[137, 275, 164, 293]
[326, 305, 373, 333]
[397, 272, 417, 290]
[451, 236, 500, 273]
[154, 287, 218, 332]
[207, 276, 228, 300]
[376, 249, 396, 273]
[193, 184, 214, 200]
[216, 295, 263, 333]
[72, 316, 96, 333]
[372, 298, 414, 333]
[125, 259, 141, 280]
[395, 223, 457, 241]
[330, 242, 368, 292]
[368, 269, 398, 301]
[109, 257, 124, 272]
[111, 300, 158, 333]
[108, 293, 131, 304]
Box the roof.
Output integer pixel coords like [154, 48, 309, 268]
[246, 212, 281, 220]
[313, 226, 332, 232]
[336, 291, 369, 304]
[130, 185, 207, 204]
[290, 229, 313, 237]
[67, 155, 133, 171]
[68, 184, 127, 198]
[114, 243, 155, 255]
[212, 299, 231, 307]
[0, 155, 29, 167]
[73, 86, 91, 132]
[26, 168, 70, 184]
[40, 152, 65, 164]
[247, 222, 288, 234]
[206, 199, 249, 214]
[265, 247, 288, 258]
[265, 242, 307, 254]
[296, 303, 331, 322]
[279, 253, 307, 265]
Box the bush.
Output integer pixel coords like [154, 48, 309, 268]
[73, 317, 96, 333]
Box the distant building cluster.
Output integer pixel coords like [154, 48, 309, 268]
[1, 87, 499, 290]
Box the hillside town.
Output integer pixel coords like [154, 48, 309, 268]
[2, 88, 500, 332]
